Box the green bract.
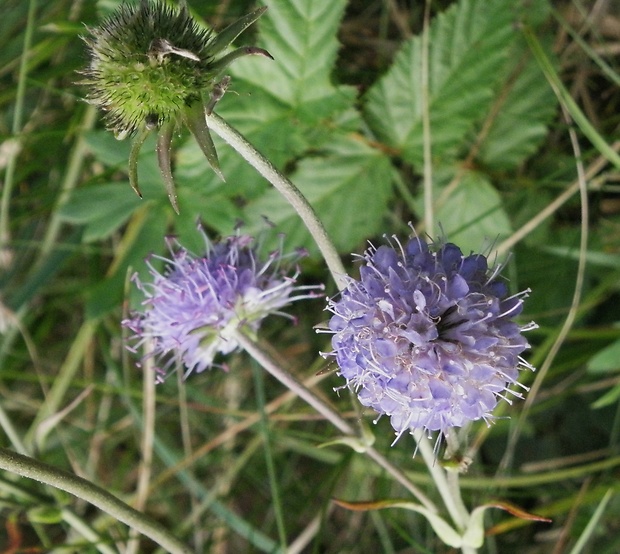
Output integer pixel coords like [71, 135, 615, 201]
[81, 0, 271, 213]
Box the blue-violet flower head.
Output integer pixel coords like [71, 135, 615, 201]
[325, 234, 536, 439]
[124, 227, 322, 380]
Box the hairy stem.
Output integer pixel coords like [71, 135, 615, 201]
[207, 113, 348, 291]
[234, 331, 437, 513]
[0, 448, 192, 554]
[413, 430, 473, 553]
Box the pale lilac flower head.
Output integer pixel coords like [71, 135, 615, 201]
[124, 226, 322, 380]
[326, 233, 536, 439]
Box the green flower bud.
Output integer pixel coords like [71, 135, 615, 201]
[81, 0, 271, 213]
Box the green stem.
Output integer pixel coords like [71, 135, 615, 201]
[413, 430, 471, 539]
[233, 331, 437, 513]
[252, 363, 288, 550]
[421, 0, 434, 236]
[207, 113, 348, 291]
[0, 448, 193, 554]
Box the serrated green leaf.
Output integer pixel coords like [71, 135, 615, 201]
[432, 169, 512, 254]
[477, 38, 558, 169]
[230, 0, 355, 118]
[83, 130, 131, 168]
[175, 191, 241, 248]
[173, 0, 358, 242]
[58, 183, 129, 224]
[364, 0, 516, 168]
[242, 134, 393, 255]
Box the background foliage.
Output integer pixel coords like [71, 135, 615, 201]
[1, 0, 620, 552]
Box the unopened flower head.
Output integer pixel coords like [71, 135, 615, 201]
[124, 226, 323, 380]
[325, 233, 536, 439]
[81, 0, 272, 213]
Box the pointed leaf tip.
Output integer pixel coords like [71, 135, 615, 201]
[128, 128, 150, 199]
[209, 6, 268, 56]
[184, 104, 225, 182]
[156, 123, 180, 214]
[246, 46, 273, 60]
[209, 46, 274, 74]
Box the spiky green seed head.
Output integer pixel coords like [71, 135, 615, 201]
[82, 0, 217, 138]
[80, 0, 271, 212]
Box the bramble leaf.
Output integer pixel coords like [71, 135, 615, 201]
[229, 0, 355, 119]
[175, 0, 359, 247]
[363, 0, 516, 168]
[431, 169, 512, 255]
[476, 37, 558, 169]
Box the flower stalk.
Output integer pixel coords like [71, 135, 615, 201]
[207, 112, 348, 290]
[413, 430, 470, 533]
[233, 330, 437, 512]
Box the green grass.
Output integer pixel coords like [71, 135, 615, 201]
[1, 0, 620, 552]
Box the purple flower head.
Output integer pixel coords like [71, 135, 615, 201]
[124, 226, 323, 380]
[325, 234, 536, 440]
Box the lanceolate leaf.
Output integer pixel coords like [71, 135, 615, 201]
[363, 0, 516, 168]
